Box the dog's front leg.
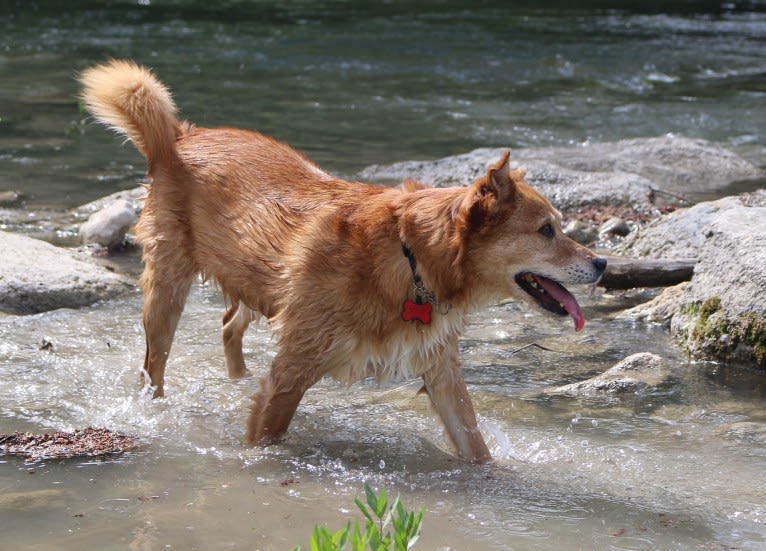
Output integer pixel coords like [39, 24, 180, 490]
[245, 354, 321, 446]
[422, 343, 492, 464]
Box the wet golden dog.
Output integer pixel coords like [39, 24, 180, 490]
[79, 60, 605, 463]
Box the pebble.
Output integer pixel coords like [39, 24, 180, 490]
[599, 217, 631, 236]
[0, 190, 23, 205]
[563, 220, 599, 244]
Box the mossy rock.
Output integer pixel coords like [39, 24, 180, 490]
[674, 297, 766, 368]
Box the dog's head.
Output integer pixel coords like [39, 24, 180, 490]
[455, 151, 606, 331]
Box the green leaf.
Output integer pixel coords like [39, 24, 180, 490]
[340, 523, 352, 547]
[293, 485, 426, 551]
[367, 520, 382, 550]
[354, 497, 374, 523]
[309, 526, 324, 551]
[382, 495, 399, 531]
[350, 520, 367, 551]
[374, 487, 388, 519]
[364, 484, 379, 517]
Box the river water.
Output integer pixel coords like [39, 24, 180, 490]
[1, 2, 766, 550]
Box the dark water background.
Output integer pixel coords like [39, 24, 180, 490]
[1, 0, 765, 207]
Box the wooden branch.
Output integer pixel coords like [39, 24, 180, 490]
[598, 257, 696, 289]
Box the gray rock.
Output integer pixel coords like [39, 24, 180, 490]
[79, 199, 138, 248]
[563, 220, 599, 244]
[618, 282, 689, 326]
[0, 230, 134, 315]
[621, 191, 766, 259]
[359, 135, 762, 210]
[599, 217, 631, 237]
[546, 353, 669, 395]
[0, 190, 23, 206]
[360, 147, 653, 211]
[518, 134, 761, 195]
[76, 186, 145, 215]
[621, 192, 766, 367]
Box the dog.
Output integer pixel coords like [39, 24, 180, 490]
[79, 60, 606, 463]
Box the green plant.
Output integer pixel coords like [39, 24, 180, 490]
[293, 484, 425, 551]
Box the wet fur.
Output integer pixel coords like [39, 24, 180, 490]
[79, 60, 605, 463]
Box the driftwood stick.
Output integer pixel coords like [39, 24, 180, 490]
[598, 257, 696, 289]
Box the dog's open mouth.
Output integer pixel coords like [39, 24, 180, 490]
[514, 272, 586, 332]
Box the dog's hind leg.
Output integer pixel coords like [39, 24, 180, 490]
[139, 249, 195, 399]
[222, 301, 254, 378]
[245, 354, 321, 445]
[421, 342, 492, 464]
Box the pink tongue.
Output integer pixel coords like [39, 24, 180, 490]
[534, 276, 586, 332]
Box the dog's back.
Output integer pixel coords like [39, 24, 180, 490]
[79, 60, 388, 313]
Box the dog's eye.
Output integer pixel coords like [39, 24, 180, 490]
[538, 223, 555, 238]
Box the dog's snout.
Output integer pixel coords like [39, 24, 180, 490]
[592, 257, 607, 274]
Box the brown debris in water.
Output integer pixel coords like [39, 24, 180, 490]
[0, 427, 138, 462]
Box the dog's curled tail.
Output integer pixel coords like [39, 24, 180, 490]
[79, 59, 180, 163]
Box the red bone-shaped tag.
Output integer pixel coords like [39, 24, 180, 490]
[402, 299, 432, 324]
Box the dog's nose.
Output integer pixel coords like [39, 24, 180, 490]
[592, 257, 607, 274]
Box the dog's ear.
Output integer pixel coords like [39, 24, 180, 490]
[400, 179, 431, 193]
[480, 150, 516, 203]
[457, 151, 518, 233]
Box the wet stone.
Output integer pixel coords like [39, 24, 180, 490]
[599, 217, 631, 237]
[0, 190, 23, 206]
[0, 230, 134, 315]
[545, 352, 670, 396]
[563, 220, 599, 244]
[79, 199, 138, 248]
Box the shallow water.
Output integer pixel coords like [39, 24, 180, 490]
[2, 2, 766, 550]
[2, 280, 766, 549]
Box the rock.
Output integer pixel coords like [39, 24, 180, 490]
[518, 135, 761, 195]
[563, 220, 599, 244]
[621, 192, 766, 367]
[546, 353, 669, 396]
[360, 147, 653, 211]
[75, 186, 145, 215]
[599, 217, 631, 237]
[79, 199, 138, 248]
[359, 135, 762, 211]
[721, 422, 766, 445]
[618, 282, 689, 326]
[621, 191, 766, 259]
[0, 230, 134, 315]
[0, 190, 23, 206]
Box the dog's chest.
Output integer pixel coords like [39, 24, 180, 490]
[328, 312, 465, 384]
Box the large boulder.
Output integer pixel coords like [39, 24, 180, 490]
[359, 135, 762, 211]
[621, 192, 766, 368]
[0, 230, 134, 315]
